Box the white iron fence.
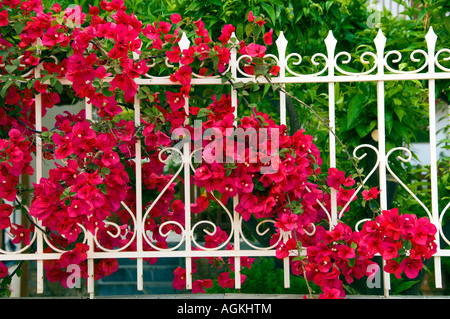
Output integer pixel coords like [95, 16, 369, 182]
[1, 27, 449, 298]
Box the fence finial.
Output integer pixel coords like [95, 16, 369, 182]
[325, 31, 337, 75]
[275, 31, 287, 57]
[425, 26, 437, 73]
[276, 31, 287, 78]
[179, 32, 190, 52]
[374, 29, 386, 73]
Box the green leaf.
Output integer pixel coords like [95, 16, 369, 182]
[385, 111, 394, 134]
[53, 80, 63, 94]
[404, 239, 412, 250]
[394, 280, 420, 294]
[233, 81, 245, 89]
[347, 94, 367, 129]
[0, 80, 14, 98]
[245, 23, 254, 37]
[99, 183, 108, 195]
[137, 88, 148, 99]
[60, 188, 71, 200]
[102, 87, 115, 97]
[41, 74, 53, 84]
[13, 22, 26, 35]
[196, 108, 212, 118]
[141, 86, 151, 94]
[5, 64, 17, 74]
[356, 119, 376, 138]
[236, 21, 244, 40]
[202, 88, 215, 99]
[393, 106, 407, 122]
[261, 2, 276, 25]
[347, 258, 355, 267]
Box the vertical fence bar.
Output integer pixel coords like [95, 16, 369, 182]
[275, 32, 290, 288]
[325, 31, 338, 227]
[374, 29, 390, 296]
[179, 33, 193, 290]
[231, 33, 238, 120]
[132, 49, 144, 292]
[135, 95, 144, 291]
[425, 27, 442, 289]
[229, 36, 241, 290]
[184, 95, 192, 290]
[34, 57, 44, 295]
[276, 32, 287, 127]
[233, 195, 241, 290]
[84, 99, 95, 298]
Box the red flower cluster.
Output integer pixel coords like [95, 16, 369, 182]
[44, 243, 119, 287]
[193, 109, 324, 229]
[357, 208, 437, 280]
[274, 207, 437, 298]
[0, 129, 34, 204]
[30, 114, 133, 241]
[0, 261, 8, 279]
[294, 223, 377, 299]
[0, 129, 34, 247]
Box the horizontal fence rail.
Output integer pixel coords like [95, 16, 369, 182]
[1, 27, 449, 298]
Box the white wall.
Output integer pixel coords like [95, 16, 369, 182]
[410, 102, 450, 166]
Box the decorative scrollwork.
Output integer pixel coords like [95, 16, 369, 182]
[335, 51, 378, 76]
[238, 218, 282, 250]
[435, 49, 450, 72]
[339, 144, 380, 219]
[386, 147, 433, 221]
[142, 147, 186, 250]
[305, 184, 332, 229]
[142, 57, 172, 79]
[189, 148, 235, 251]
[235, 54, 257, 78]
[384, 49, 429, 74]
[355, 218, 372, 231]
[0, 196, 38, 255]
[190, 191, 234, 251]
[439, 202, 450, 246]
[285, 52, 328, 77]
[93, 201, 137, 252]
[0, 226, 38, 255]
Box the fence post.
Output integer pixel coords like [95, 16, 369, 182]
[276, 32, 287, 126]
[228, 33, 242, 290]
[425, 27, 442, 289]
[84, 99, 95, 298]
[135, 94, 144, 291]
[133, 45, 144, 292]
[34, 40, 44, 294]
[325, 31, 338, 228]
[178, 33, 193, 290]
[274, 31, 291, 289]
[374, 28, 391, 297]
